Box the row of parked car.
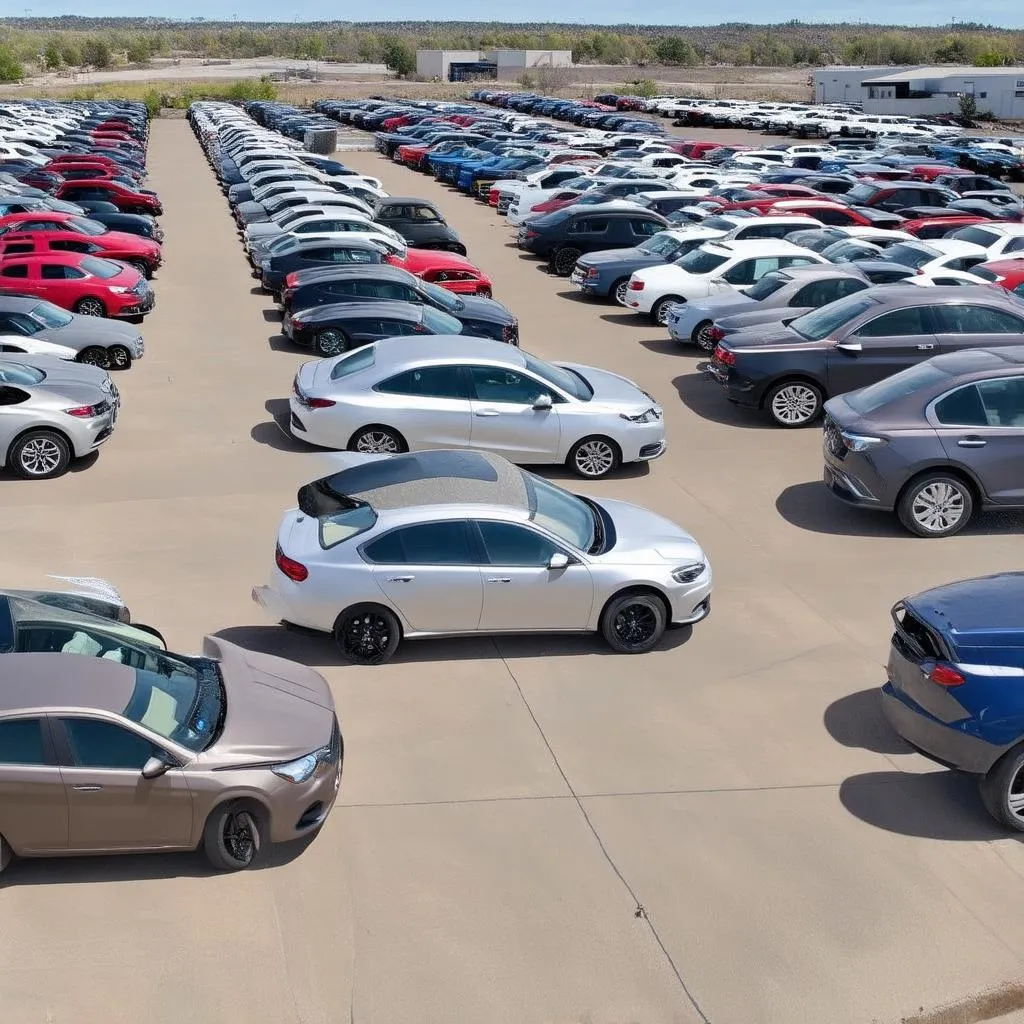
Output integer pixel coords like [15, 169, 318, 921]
[0, 101, 167, 481]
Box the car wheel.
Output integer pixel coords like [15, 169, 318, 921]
[611, 277, 630, 305]
[692, 320, 716, 352]
[980, 745, 1024, 831]
[765, 380, 823, 427]
[347, 425, 407, 455]
[78, 346, 110, 369]
[550, 246, 582, 277]
[476, 287, 492, 298]
[600, 591, 667, 654]
[202, 801, 266, 871]
[0, 833, 10, 874]
[9, 430, 71, 480]
[568, 436, 621, 479]
[651, 296, 681, 326]
[334, 603, 402, 665]
[74, 297, 107, 318]
[314, 329, 348, 357]
[896, 473, 974, 538]
[107, 345, 132, 370]
[128, 260, 150, 278]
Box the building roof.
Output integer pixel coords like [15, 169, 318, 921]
[862, 66, 1024, 84]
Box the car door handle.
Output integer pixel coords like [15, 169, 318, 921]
[917, 343, 936, 350]
[486, 577, 512, 584]
[475, 409, 500, 417]
[957, 437, 987, 448]
[72, 785, 103, 792]
[388, 575, 415, 583]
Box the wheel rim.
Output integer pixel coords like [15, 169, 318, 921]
[223, 810, 257, 865]
[613, 603, 659, 650]
[910, 481, 967, 534]
[79, 347, 109, 368]
[655, 302, 674, 325]
[317, 331, 345, 356]
[355, 430, 400, 454]
[108, 346, 130, 370]
[694, 322, 715, 350]
[770, 384, 819, 425]
[342, 611, 393, 662]
[614, 281, 629, 305]
[19, 437, 63, 476]
[574, 439, 615, 477]
[1006, 768, 1024, 822]
[77, 299, 104, 317]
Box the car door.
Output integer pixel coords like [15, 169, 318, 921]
[930, 378, 1024, 503]
[929, 303, 1024, 355]
[566, 216, 610, 253]
[363, 520, 483, 633]
[472, 520, 594, 632]
[790, 277, 868, 311]
[826, 305, 938, 394]
[54, 716, 194, 852]
[373, 364, 474, 448]
[0, 716, 68, 854]
[466, 364, 562, 462]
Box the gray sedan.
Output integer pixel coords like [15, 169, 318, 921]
[0, 296, 144, 370]
[0, 354, 118, 479]
[253, 449, 711, 664]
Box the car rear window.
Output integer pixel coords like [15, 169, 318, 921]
[329, 345, 376, 380]
[845, 360, 951, 415]
[884, 244, 938, 270]
[744, 272, 788, 300]
[0, 363, 44, 385]
[677, 247, 730, 275]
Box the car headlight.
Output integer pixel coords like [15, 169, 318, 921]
[841, 431, 888, 452]
[672, 562, 706, 584]
[108, 286, 128, 294]
[620, 408, 660, 424]
[271, 744, 332, 784]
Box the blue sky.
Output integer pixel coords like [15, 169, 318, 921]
[14, 0, 1023, 25]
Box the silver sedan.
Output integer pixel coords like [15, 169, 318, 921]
[288, 336, 666, 479]
[253, 449, 711, 664]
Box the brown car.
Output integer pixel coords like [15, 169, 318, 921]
[0, 637, 342, 873]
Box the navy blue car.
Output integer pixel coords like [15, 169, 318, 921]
[883, 573, 1024, 830]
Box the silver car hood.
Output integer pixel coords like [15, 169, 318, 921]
[596, 497, 706, 566]
[556, 362, 657, 410]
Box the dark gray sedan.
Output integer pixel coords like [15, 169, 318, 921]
[823, 346, 1024, 537]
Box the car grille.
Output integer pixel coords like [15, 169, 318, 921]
[131, 279, 148, 297]
[823, 417, 846, 459]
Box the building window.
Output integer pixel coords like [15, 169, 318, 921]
[1016, 91, 1024, 98]
[979, 91, 987, 98]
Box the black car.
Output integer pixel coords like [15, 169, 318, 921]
[280, 265, 517, 349]
[699, 285, 1024, 427]
[84, 209, 163, 243]
[517, 204, 669, 276]
[256, 238, 385, 293]
[281, 300, 465, 356]
[372, 198, 465, 255]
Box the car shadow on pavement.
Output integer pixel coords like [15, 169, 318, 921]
[824, 688, 912, 755]
[599, 312, 651, 329]
[267, 332, 297, 352]
[838, 770, 1017, 842]
[262, 308, 283, 323]
[69, 452, 100, 474]
[533, 461, 651, 482]
[672, 372, 772, 429]
[639, 337, 688, 356]
[250, 398, 312, 453]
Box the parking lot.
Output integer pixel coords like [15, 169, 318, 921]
[3, 116, 1024, 1024]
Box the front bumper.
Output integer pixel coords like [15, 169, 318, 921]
[112, 291, 155, 318]
[665, 570, 713, 626]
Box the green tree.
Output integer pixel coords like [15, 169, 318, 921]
[299, 34, 325, 60]
[43, 39, 62, 69]
[975, 50, 1006, 66]
[126, 38, 151, 64]
[0, 46, 22, 83]
[81, 37, 112, 69]
[958, 92, 978, 122]
[59, 40, 82, 67]
[654, 36, 697, 65]
[381, 39, 415, 77]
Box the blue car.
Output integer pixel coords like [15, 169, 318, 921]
[883, 573, 1024, 830]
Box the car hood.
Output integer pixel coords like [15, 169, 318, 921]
[576, 247, 654, 269]
[246, 222, 286, 242]
[452, 293, 515, 324]
[100, 228, 155, 253]
[597, 497, 706, 565]
[557, 362, 657, 410]
[201, 636, 336, 765]
[672, 291, 757, 320]
[716, 305, 811, 332]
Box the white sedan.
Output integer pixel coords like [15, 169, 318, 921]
[620, 239, 828, 324]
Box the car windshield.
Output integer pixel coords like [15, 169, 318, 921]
[702, 217, 740, 231]
[884, 243, 938, 269]
[526, 471, 596, 552]
[823, 241, 879, 262]
[845, 361, 952, 415]
[523, 352, 593, 401]
[69, 216, 106, 236]
[846, 183, 883, 203]
[639, 233, 683, 257]
[80, 255, 121, 279]
[421, 306, 462, 334]
[123, 653, 224, 753]
[970, 266, 999, 282]
[677, 247, 730, 275]
[267, 234, 301, 253]
[420, 280, 463, 312]
[744, 273, 788, 300]
[0, 362, 44, 384]
[30, 301, 73, 327]
[789, 294, 879, 340]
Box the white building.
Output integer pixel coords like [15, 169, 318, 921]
[415, 48, 573, 83]
[860, 66, 1024, 119]
[415, 50, 486, 82]
[813, 66, 910, 105]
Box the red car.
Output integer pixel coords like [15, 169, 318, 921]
[0, 253, 154, 319]
[55, 179, 161, 217]
[45, 161, 135, 184]
[678, 142, 722, 160]
[974, 259, 1024, 297]
[910, 164, 969, 182]
[764, 200, 903, 227]
[900, 215, 992, 239]
[0, 212, 161, 274]
[0, 229, 161, 277]
[385, 249, 494, 297]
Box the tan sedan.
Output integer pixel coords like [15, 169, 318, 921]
[0, 637, 342, 873]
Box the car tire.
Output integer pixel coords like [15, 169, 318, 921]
[334, 603, 402, 665]
[107, 345, 132, 371]
[567, 435, 621, 479]
[74, 297, 107, 318]
[347, 425, 407, 455]
[980, 745, 1024, 831]
[550, 246, 582, 277]
[314, 329, 348, 358]
[765, 379, 824, 428]
[77, 346, 110, 369]
[600, 591, 668, 654]
[202, 801, 266, 871]
[0, 833, 11, 874]
[651, 296, 682, 326]
[9, 430, 71, 480]
[692, 320, 716, 351]
[127, 260, 150, 278]
[611, 277, 629, 305]
[896, 473, 975, 538]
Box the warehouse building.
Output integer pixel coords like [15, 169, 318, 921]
[416, 48, 573, 83]
[813, 66, 911, 105]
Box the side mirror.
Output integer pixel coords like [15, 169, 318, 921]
[548, 552, 570, 570]
[835, 340, 862, 354]
[532, 393, 553, 411]
[141, 755, 171, 780]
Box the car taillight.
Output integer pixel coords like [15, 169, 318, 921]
[586, 268, 599, 279]
[307, 398, 335, 409]
[65, 403, 102, 417]
[708, 325, 726, 342]
[713, 344, 736, 366]
[628, 280, 644, 290]
[275, 544, 308, 582]
[524, 229, 538, 239]
[928, 663, 965, 687]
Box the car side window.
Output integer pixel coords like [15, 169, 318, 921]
[468, 365, 554, 404]
[363, 521, 477, 565]
[629, 219, 661, 237]
[61, 718, 159, 770]
[0, 718, 47, 765]
[1006, 238, 1024, 254]
[2, 242, 34, 254]
[778, 257, 818, 270]
[813, 208, 854, 225]
[853, 307, 929, 338]
[976, 378, 1024, 427]
[51, 239, 94, 253]
[475, 521, 559, 567]
[376, 365, 470, 399]
[412, 206, 440, 221]
[1, 264, 28, 278]
[934, 384, 989, 426]
[932, 304, 1024, 334]
[568, 218, 608, 234]
[720, 260, 757, 285]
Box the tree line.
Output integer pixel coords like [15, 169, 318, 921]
[0, 19, 1021, 84]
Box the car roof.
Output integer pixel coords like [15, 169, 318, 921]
[866, 283, 1012, 303]
[371, 334, 522, 369]
[317, 449, 530, 514]
[375, 196, 440, 208]
[907, 572, 1024, 640]
[0, 652, 134, 714]
[293, 264, 411, 282]
[312, 301, 424, 320]
[0, 294, 38, 311]
[702, 238, 815, 256]
[925, 345, 1024, 375]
